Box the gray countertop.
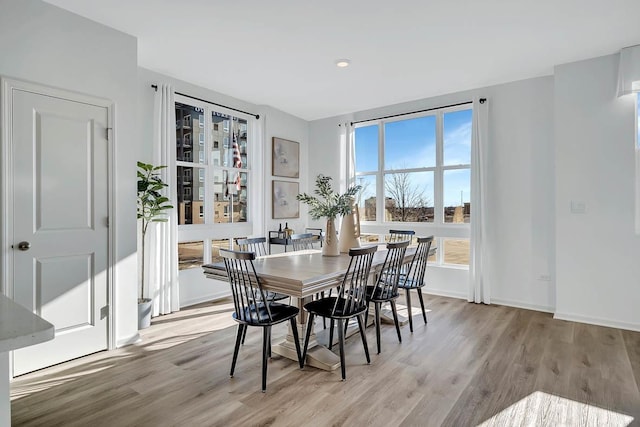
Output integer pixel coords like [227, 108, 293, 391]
[0, 294, 54, 353]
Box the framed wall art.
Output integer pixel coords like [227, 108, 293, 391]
[272, 137, 299, 178]
[272, 180, 299, 219]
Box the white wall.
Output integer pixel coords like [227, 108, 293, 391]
[0, 0, 139, 346]
[555, 53, 640, 331]
[138, 68, 309, 306]
[262, 107, 310, 240]
[309, 76, 556, 307]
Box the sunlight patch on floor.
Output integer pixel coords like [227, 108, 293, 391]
[478, 391, 634, 426]
[11, 364, 117, 400]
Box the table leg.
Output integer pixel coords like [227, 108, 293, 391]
[271, 296, 341, 371]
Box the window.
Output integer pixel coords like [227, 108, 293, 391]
[178, 241, 203, 271]
[353, 105, 473, 266]
[175, 99, 253, 269]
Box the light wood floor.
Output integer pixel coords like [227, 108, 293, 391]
[11, 295, 640, 426]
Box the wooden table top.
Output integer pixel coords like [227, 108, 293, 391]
[203, 245, 435, 299]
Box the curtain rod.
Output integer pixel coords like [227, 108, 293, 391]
[151, 84, 260, 119]
[347, 99, 485, 126]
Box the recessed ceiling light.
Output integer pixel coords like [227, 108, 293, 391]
[335, 59, 351, 68]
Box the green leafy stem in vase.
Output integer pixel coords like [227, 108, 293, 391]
[296, 174, 361, 220]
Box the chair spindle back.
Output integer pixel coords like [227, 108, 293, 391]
[290, 233, 315, 251]
[388, 229, 415, 243]
[374, 240, 410, 299]
[220, 249, 272, 323]
[333, 245, 377, 316]
[404, 236, 433, 287]
[236, 237, 268, 257]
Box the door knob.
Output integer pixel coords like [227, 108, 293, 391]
[17, 241, 31, 251]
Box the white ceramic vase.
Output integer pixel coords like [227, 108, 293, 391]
[322, 217, 340, 256]
[338, 198, 361, 253]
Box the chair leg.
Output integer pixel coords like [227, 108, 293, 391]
[321, 291, 327, 329]
[290, 317, 304, 369]
[337, 319, 346, 381]
[405, 289, 414, 333]
[344, 317, 349, 335]
[267, 327, 272, 358]
[365, 302, 370, 326]
[302, 313, 315, 363]
[390, 300, 402, 343]
[374, 302, 381, 354]
[329, 319, 335, 350]
[241, 324, 248, 345]
[230, 323, 245, 377]
[417, 288, 428, 324]
[356, 314, 370, 364]
[261, 326, 271, 392]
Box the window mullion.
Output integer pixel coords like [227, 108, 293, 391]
[434, 112, 444, 224]
[377, 120, 385, 223]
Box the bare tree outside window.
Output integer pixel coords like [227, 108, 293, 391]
[384, 170, 433, 222]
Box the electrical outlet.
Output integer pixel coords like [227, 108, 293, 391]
[538, 274, 551, 282]
[570, 201, 586, 214]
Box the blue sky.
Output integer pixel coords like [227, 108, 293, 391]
[355, 109, 472, 207]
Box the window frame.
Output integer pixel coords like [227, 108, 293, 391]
[351, 104, 473, 267]
[174, 94, 254, 268]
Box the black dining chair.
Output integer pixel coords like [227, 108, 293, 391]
[220, 248, 303, 392]
[365, 240, 410, 354]
[236, 237, 289, 344]
[236, 237, 269, 257]
[397, 236, 434, 332]
[236, 237, 288, 300]
[388, 229, 415, 243]
[290, 231, 329, 327]
[290, 233, 315, 251]
[302, 245, 377, 381]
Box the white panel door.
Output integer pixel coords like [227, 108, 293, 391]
[11, 89, 109, 376]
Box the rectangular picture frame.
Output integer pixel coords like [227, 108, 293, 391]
[272, 180, 300, 219]
[272, 137, 300, 178]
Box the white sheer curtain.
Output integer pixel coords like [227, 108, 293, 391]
[616, 45, 640, 233]
[617, 44, 640, 97]
[340, 122, 355, 188]
[469, 97, 490, 304]
[148, 84, 180, 316]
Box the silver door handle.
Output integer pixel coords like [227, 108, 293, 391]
[17, 241, 31, 251]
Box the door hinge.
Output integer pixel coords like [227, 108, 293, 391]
[106, 127, 112, 140]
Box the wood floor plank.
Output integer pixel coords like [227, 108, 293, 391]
[10, 296, 640, 426]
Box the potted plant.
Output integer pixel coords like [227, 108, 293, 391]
[137, 161, 173, 329]
[296, 174, 361, 256]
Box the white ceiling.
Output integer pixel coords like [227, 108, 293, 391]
[44, 0, 640, 121]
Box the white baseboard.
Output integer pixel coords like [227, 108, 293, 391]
[423, 287, 467, 300]
[180, 290, 231, 309]
[553, 311, 640, 332]
[490, 298, 554, 314]
[115, 332, 140, 348]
